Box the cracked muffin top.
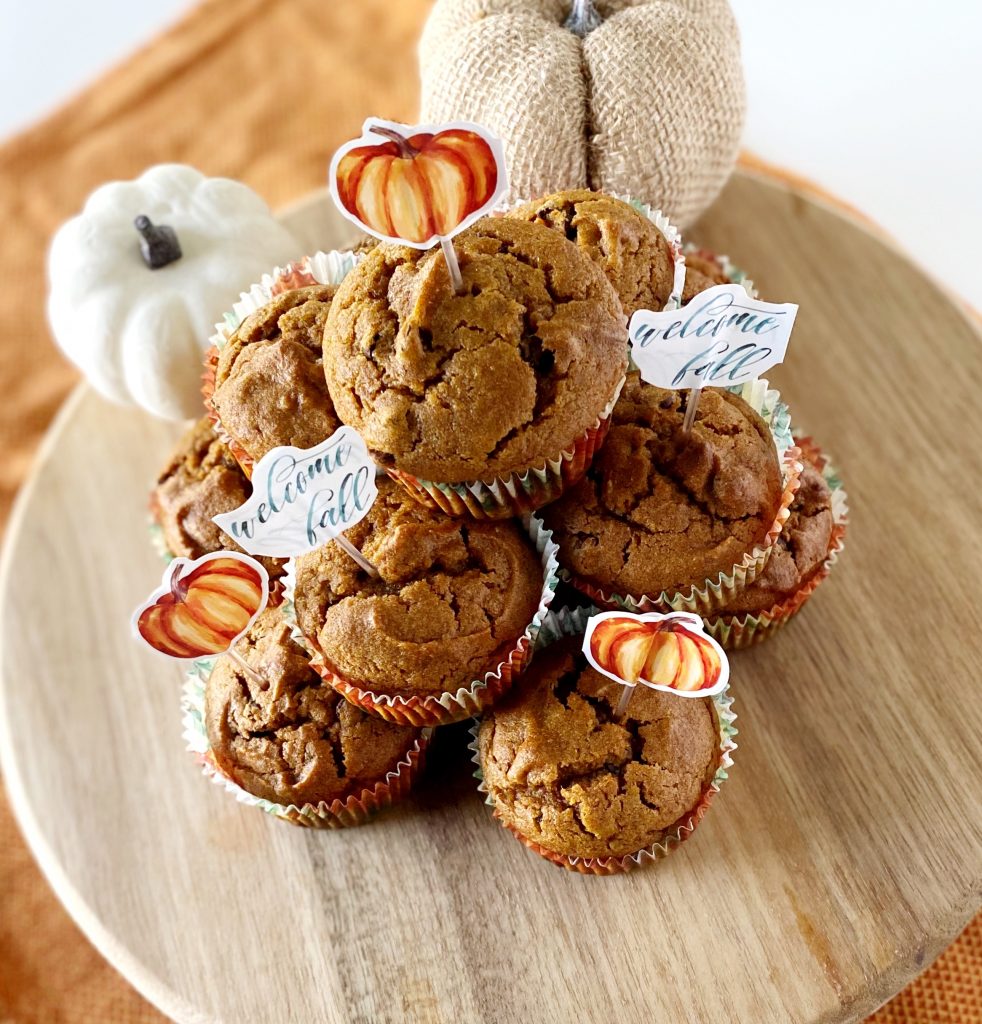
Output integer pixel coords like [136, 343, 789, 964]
[205, 608, 420, 807]
[719, 459, 833, 616]
[292, 478, 543, 697]
[541, 374, 783, 599]
[212, 286, 340, 463]
[150, 417, 284, 583]
[323, 217, 628, 484]
[507, 190, 726, 318]
[478, 634, 719, 860]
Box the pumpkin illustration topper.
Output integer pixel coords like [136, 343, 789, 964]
[132, 551, 269, 660]
[329, 117, 507, 293]
[330, 117, 507, 248]
[583, 610, 729, 716]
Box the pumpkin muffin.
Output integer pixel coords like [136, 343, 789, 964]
[507, 189, 722, 317]
[150, 417, 284, 584]
[211, 285, 340, 463]
[205, 608, 422, 809]
[683, 249, 732, 289]
[292, 478, 544, 702]
[717, 459, 833, 616]
[541, 374, 783, 601]
[477, 634, 719, 862]
[323, 217, 628, 484]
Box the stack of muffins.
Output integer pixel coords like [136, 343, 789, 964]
[153, 190, 846, 872]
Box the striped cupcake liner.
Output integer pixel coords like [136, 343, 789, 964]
[562, 379, 802, 616]
[470, 606, 737, 875]
[386, 376, 625, 520]
[703, 434, 849, 650]
[181, 660, 431, 828]
[281, 515, 561, 727]
[201, 249, 362, 479]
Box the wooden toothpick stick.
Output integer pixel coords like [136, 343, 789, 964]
[335, 534, 380, 578]
[227, 646, 267, 688]
[615, 683, 636, 720]
[682, 385, 702, 434]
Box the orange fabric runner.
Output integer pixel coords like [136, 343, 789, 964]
[0, 1, 977, 1020]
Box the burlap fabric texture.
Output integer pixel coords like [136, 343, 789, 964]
[419, 0, 746, 228]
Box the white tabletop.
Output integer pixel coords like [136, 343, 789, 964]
[2, 0, 980, 308]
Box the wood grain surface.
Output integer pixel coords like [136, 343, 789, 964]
[1, 171, 980, 1024]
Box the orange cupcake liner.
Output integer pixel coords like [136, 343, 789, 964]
[181, 663, 430, 828]
[386, 375, 626, 520]
[281, 516, 561, 727]
[703, 435, 848, 650]
[470, 606, 738, 874]
[299, 633, 533, 728]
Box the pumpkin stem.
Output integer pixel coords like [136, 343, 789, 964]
[565, 0, 603, 37]
[169, 563, 189, 604]
[367, 123, 419, 159]
[134, 214, 182, 270]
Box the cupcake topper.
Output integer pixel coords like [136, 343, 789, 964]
[629, 281, 798, 433]
[212, 426, 380, 576]
[329, 117, 508, 294]
[132, 551, 270, 685]
[583, 610, 729, 719]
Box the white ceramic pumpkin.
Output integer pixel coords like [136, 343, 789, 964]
[419, 0, 746, 228]
[47, 164, 301, 421]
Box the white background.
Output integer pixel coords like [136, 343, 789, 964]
[2, 0, 980, 308]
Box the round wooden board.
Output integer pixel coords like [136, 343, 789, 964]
[2, 170, 981, 1024]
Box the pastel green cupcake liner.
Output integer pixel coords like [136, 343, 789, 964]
[281, 514, 561, 726]
[703, 434, 849, 650]
[561, 379, 802, 616]
[470, 605, 737, 875]
[181, 660, 431, 828]
[147, 516, 174, 563]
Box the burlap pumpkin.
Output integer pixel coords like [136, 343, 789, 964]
[419, 0, 745, 228]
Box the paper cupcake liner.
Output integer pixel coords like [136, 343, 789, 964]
[470, 605, 737, 874]
[181, 660, 430, 828]
[386, 375, 626, 520]
[562, 379, 802, 616]
[280, 515, 561, 726]
[703, 434, 849, 650]
[201, 250, 363, 479]
[147, 515, 173, 564]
